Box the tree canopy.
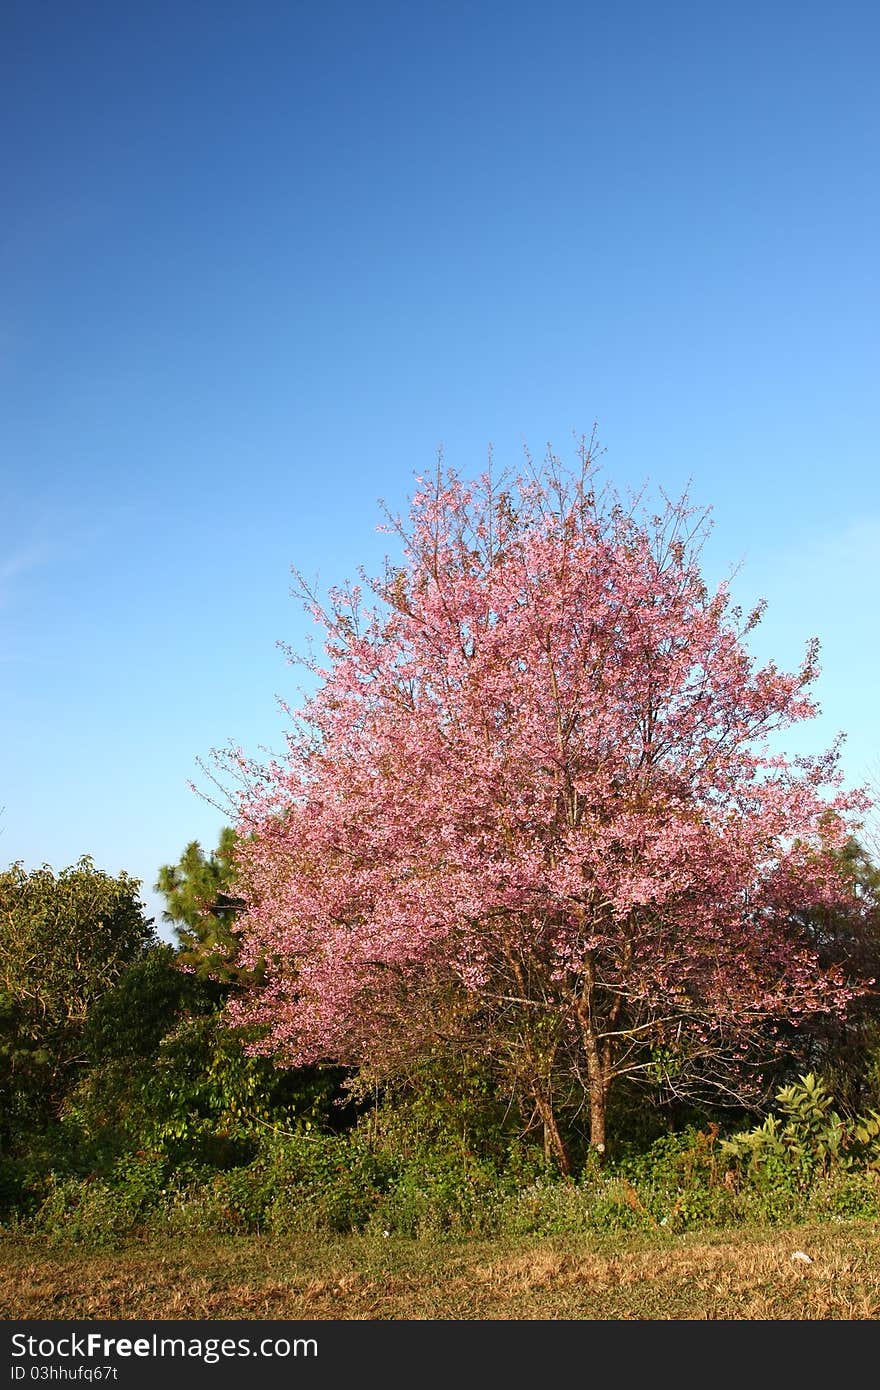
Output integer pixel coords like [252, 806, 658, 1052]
[220, 445, 872, 1169]
[155, 828, 248, 984]
[0, 857, 154, 1134]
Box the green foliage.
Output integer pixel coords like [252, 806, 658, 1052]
[0, 907, 347, 1213]
[161, 1133, 545, 1240]
[9, 1111, 880, 1245]
[158, 1133, 400, 1237]
[135, 1013, 319, 1161]
[720, 1073, 880, 1188]
[499, 1171, 662, 1236]
[356, 1053, 530, 1166]
[154, 829, 253, 984]
[369, 1150, 528, 1239]
[347, 1058, 552, 1235]
[31, 1153, 172, 1248]
[0, 858, 155, 1137]
[0, 1154, 44, 1222]
[260, 1136, 398, 1235]
[83, 943, 212, 1061]
[68, 989, 344, 1170]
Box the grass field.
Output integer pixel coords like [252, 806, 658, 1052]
[3, 1219, 880, 1320]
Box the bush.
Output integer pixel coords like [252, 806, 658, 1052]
[160, 1133, 400, 1237]
[366, 1150, 512, 1238]
[720, 1073, 880, 1185]
[31, 1153, 171, 1248]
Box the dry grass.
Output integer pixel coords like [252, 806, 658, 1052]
[3, 1220, 880, 1320]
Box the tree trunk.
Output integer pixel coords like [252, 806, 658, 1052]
[583, 1026, 607, 1155]
[532, 1088, 572, 1177]
[577, 955, 608, 1156]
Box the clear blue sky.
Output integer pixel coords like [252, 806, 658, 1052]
[2, 0, 878, 938]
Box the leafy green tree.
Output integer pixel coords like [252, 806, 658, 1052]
[155, 828, 253, 984]
[64, 944, 341, 1170]
[0, 858, 155, 1138]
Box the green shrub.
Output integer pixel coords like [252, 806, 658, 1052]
[262, 1134, 398, 1234]
[720, 1073, 880, 1186]
[159, 1133, 400, 1236]
[366, 1150, 511, 1238]
[31, 1152, 171, 1248]
[499, 1177, 603, 1235]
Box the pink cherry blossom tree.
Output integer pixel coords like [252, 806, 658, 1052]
[219, 440, 870, 1170]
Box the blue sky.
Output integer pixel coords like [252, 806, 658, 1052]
[2, 0, 878, 938]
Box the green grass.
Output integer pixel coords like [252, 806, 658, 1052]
[3, 1219, 880, 1320]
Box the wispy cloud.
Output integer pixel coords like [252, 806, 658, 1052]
[0, 541, 56, 583]
[0, 540, 57, 607]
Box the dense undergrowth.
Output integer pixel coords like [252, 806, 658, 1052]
[3, 1074, 878, 1250]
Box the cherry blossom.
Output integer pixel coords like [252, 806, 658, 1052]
[220, 443, 871, 1168]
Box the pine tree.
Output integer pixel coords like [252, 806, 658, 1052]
[155, 828, 253, 984]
